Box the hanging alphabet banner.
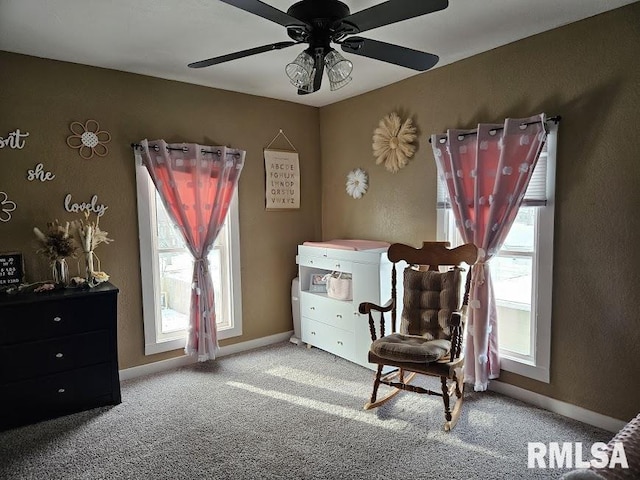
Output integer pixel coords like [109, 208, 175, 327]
[264, 149, 300, 210]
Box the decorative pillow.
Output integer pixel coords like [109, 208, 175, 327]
[401, 267, 461, 340]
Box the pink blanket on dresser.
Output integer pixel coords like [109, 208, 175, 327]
[302, 239, 390, 251]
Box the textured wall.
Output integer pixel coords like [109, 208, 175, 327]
[0, 52, 321, 369]
[319, 4, 640, 421]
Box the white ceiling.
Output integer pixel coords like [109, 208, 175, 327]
[0, 0, 636, 107]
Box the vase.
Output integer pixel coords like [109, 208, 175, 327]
[84, 250, 96, 283]
[52, 258, 70, 286]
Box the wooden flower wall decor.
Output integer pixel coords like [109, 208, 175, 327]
[372, 112, 417, 173]
[66, 119, 111, 159]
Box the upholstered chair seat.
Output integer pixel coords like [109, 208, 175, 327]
[370, 334, 451, 364]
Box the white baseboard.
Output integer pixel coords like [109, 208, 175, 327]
[119, 330, 293, 381]
[489, 380, 627, 433]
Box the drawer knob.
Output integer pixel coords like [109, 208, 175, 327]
[336, 314, 342, 319]
[57, 388, 65, 394]
[337, 341, 343, 346]
[55, 352, 64, 358]
[53, 316, 62, 322]
[309, 260, 314, 264]
[311, 331, 316, 335]
[335, 264, 341, 268]
[310, 306, 315, 310]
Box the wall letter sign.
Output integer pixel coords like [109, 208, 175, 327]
[0, 129, 29, 149]
[64, 193, 108, 217]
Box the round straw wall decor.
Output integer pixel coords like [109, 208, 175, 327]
[372, 112, 416, 173]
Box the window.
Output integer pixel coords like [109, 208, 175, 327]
[437, 124, 557, 382]
[135, 158, 242, 355]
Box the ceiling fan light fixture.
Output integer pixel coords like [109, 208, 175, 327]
[329, 74, 352, 91]
[324, 49, 353, 82]
[299, 68, 317, 93]
[285, 51, 315, 87]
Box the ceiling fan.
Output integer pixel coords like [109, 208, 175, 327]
[188, 0, 449, 95]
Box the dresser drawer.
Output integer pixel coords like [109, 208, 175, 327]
[297, 255, 352, 273]
[0, 294, 114, 345]
[300, 292, 356, 332]
[2, 362, 115, 411]
[302, 318, 354, 360]
[0, 330, 112, 382]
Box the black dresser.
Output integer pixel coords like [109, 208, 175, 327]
[0, 282, 120, 430]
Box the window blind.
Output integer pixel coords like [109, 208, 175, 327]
[436, 134, 552, 209]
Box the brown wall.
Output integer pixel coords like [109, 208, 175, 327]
[319, 3, 640, 421]
[0, 52, 321, 369]
[2, 3, 639, 423]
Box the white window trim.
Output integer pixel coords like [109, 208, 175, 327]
[135, 156, 242, 355]
[436, 124, 557, 383]
[502, 124, 556, 383]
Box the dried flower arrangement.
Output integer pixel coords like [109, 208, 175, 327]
[33, 220, 78, 262]
[72, 212, 113, 287]
[72, 213, 113, 252]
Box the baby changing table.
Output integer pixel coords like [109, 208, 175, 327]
[296, 239, 392, 370]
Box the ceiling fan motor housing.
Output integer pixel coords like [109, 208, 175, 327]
[286, 0, 353, 46]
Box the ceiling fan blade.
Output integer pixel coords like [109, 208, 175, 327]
[219, 0, 309, 28]
[188, 41, 297, 68]
[341, 37, 439, 71]
[340, 0, 448, 34]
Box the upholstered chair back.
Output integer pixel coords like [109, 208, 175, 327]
[400, 267, 461, 340]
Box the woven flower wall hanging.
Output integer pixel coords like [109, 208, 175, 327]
[372, 112, 417, 173]
[345, 168, 368, 199]
[66, 119, 111, 159]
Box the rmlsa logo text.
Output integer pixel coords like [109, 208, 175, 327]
[528, 442, 628, 469]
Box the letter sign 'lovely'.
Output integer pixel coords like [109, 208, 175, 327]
[64, 194, 108, 217]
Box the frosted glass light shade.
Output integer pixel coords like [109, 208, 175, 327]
[285, 51, 314, 88]
[325, 50, 353, 82]
[329, 75, 352, 91]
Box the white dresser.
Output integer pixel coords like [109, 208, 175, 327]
[296, 243, 393, 370]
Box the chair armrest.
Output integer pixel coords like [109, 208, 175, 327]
[359, 299, 394, 342]
[358, 299, 393, 315]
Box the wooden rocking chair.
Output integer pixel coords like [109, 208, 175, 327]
[359, 241, 478, 431]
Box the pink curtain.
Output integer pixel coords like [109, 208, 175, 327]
[139, 139, 245, 361]
[431, 114, 547, 391]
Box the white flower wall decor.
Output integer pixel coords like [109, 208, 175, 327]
[0, 191, 17, 223]
[346, 168, 368, 199]
[372, 112, 417, 173]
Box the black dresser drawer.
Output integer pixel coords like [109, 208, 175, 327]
[0, 295, 114, 345]
[0, 330, 112, 382]
[0, 363, 115, 429]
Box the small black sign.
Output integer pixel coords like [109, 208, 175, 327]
[0, 252, 24, 289]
